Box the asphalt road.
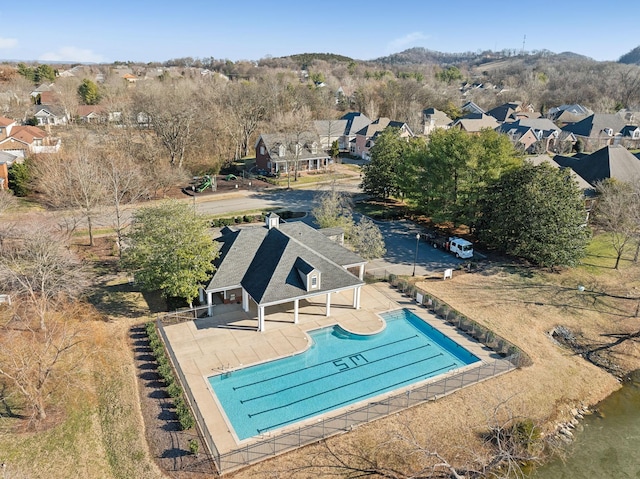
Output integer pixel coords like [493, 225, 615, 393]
[196, 183, 465, 277]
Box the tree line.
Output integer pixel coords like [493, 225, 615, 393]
[361, 127, 591, 268]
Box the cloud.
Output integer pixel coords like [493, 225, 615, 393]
[0, 37, 18, 49]
[39, 46, 106, 63]
[386, 32, 429, 52]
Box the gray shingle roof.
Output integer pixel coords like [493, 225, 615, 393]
[562, 114, 628, 138]
[340, 112, 372, 135]
[206, 222, 365, 305]
[554, 145, 640, 185]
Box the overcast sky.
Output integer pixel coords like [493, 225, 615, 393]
[1, 1, 637, 64]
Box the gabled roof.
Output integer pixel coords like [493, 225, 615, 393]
[77, 105, 106, 117]
[33, 104, 66, 117]
[340, 112, 371, 135]
[0, 117, 16, 127]
[461, 101, 485, 115]
[554, 145, 640, 185]
[527, 154, 594, 193]
[314, 119, 348, 137]
[486, 103, 519, 122]
[514, 118, 561, 132]
[453, 114, 499, 132]
[355, 117, 411, 137]
[5, 125, 48, 144]
[423, 108, 453, 126]
[206, 222, 365, 305]
[548, 104, 593, 116]
[258, 132, 328, 161]
[562, 113, 628, 138]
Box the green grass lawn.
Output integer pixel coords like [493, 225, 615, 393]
[580, 232, 637, 273]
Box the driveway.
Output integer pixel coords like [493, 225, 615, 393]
[364, 219, 465, 277]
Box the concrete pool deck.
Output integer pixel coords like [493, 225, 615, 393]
[161, 282, 501, 455]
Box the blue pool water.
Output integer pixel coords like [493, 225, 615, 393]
[208, 308, 480, 440]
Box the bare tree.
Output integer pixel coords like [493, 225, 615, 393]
[283, 399, 543, 479]
[0, 227, 89, 330]
[0, 302, 88, 422]
[52, 77, 81, 122]
[592, 179, 640, 269]
[220, 81, 271, 159]
[135, 82, 202, 169]
[97, 143, 148, 257]
[274, 106, 314, 188]
[32, 130, 108, 246]
[0, 189, 18, 215]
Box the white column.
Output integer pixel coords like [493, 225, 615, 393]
[242, 289, 249, 312]
[198, 287, 204, 304]
[356, 286, 361, 309]
[206, 291, 213, 317]
[258, 306, 265, 332]
[294, 299, 299, 324]
[359, 264, 364, 280]
[353, 288, 358, 308]
[325, 292, 331, 317]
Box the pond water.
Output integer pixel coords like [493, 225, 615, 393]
[530, 370, 640, 478]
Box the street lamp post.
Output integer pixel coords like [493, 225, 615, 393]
[412, 233, 420, 276]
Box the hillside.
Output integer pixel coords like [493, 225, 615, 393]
[619, 45, 640, 65]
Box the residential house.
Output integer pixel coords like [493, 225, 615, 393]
[339, 112, 371, 153]
[353, 117, 414, 160]
[422, 108, 452, 136]
[314, 119, 348, 151]
[554, 145, 640, 186]
[460, 101, 485, 115]
[30, 83, 54, 101]
[255, 131, 331, 175]
[77, 105, 107, 123]
[32, 104, 69, 126]
[451, 113, 499, 133]
[203, 214, 366, 331]
[561, 113, 632, 151]
[486, 102, 539, 123]
[0, 117, 17, 140]
[497, 123, 540, 153]
[0, 150, 21, 190]
[547, 104, 593, 126]
[0, 117, 61, 157]
[499, 118, 576, 153]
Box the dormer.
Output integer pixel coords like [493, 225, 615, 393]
[311, 141, 318, 154]
[603, 127, 613, 136]
[278, 144, 286, 157]
[294, 258, 321, 292]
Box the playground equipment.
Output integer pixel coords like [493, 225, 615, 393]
[191, 175, 213, 193]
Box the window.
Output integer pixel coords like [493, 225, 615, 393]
[260, 145, 265, 155]
[311, 275, 318, 288]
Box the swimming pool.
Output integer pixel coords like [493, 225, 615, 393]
[208, 308, 480, 441]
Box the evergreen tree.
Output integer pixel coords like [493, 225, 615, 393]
[360, 128, 406, 199]
[476, 163, 590, 268]
[78, 78, 101, 105]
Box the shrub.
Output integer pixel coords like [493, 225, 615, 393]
[167, 382, 183, 399]
[176, 398, 195, 430]
[188, 439, 199, 455]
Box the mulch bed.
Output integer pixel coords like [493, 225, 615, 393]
[130, 324, 218, 478]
